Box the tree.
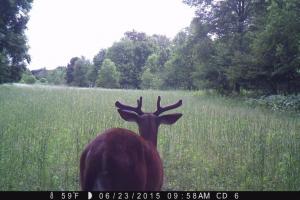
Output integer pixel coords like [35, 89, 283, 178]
[141, 68, 161, 89]
[86, 64, 98, 87]
[149, 34, 172, 70]
[31, 68, 48, 80]
[89, 49, 107, 86]
[66, 57, 79, 85]
[183, 0, 269, 93]
[93, 49, 106, 69]
[93, 31, 174, 89]
[0, 0, 33, 83]
[144, 54, 160, 73]
[106, 31, 155, 88]
[0, 54, 10, 83]
[250, 0, 300, 94]
[124, 30, 147, 42]
[96, 59, 120, 88]
[72, 57, 90, 87]
[162, 30, 196, 90]
[20, 69, 36, 84]
[46, 66, 66, 85]
[183, 0, 266, 38]
[163, 54, 195, 90]
[106, 40, 136, 88]
[186, 21, 224, 91]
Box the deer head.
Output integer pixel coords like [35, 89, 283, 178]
[115, 96, 182, 147]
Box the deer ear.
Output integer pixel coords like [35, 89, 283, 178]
[159, 113, 182, 125]
[117, 109, 138, 122]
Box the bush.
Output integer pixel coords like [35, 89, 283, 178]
[20, 72, 37, 84]
[246, 95, 300, 112]
[39, 78, 47, 84]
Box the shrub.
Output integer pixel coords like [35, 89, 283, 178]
[20, 71, 37, 84]
[246, 95, 300, 112]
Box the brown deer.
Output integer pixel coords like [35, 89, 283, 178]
[79, 96, 182, 191]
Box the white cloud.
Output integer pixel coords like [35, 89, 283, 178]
[26, 0, 195, 69]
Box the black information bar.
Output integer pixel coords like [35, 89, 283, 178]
[0, 191, 299, 200]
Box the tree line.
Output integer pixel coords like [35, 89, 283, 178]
[1, 0, 300, 95]
[32, 31, 175, 90]
[63, 31, 173, 89]
[181, 0, 300, 95]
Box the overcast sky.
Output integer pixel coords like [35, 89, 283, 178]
[26, 0, 196, 70]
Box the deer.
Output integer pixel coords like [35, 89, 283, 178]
[79, 96, 182, 191]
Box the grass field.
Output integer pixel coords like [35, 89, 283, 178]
[0, 84, 299, 191]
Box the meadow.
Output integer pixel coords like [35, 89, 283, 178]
[0, 84, 299, 191]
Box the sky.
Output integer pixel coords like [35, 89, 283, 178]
[26, 0, 196, 70]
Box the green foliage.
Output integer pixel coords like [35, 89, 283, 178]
[64, 57, 93, 87]
[65, 57, 79, 85]
[20, 69, 36, 84]
[0, 0, 33, 83]
[149, 34, 171, 71]
[163, 55, 193, 90]
[0, 53, 10, 83]
[46, 67, 66, 85]
[90, 49, 107, 87]
[182, 0, 300, 95]
[96, 59, 120, 88]
[184, 0, 262, 93]
[184, 0, 266, 37]
[86, 65, 98, 87]
[106, 31, 155, 88]
[31, 67, 66, 85]
[144, 54, 160, 73]
[251, 0, 300, 94]
[141, 68, 161, 89]
[72, 57, 91, 87]
[93, 49, 106, 70]
[31, 68, 48, 80]
[98, 32, 171, 90]
[39, 78, 48, 84]
[163, 30, 196, 90]
[246, 95, 300, 112]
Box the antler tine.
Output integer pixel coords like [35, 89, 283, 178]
[115, 96, 144, 115]
[154, 96, 182, 116]
[156, 96, 161, 110]
[137, 96, 142, 110]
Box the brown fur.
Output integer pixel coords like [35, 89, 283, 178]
[80, 128, 163, 191]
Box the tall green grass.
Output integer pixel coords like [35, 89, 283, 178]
[0, 84, 299, 190]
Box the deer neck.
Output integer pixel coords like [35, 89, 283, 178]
[138, 125, 158, 147]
